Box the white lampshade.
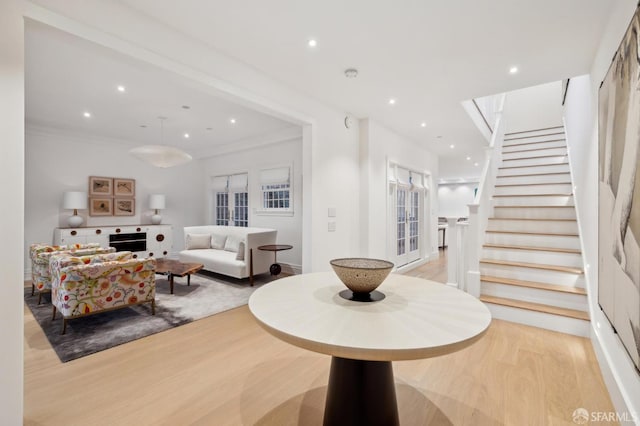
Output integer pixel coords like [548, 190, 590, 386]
[149, 194, 166, 210]
[130, 145, 192, 168]
[62, 191, 88, 210]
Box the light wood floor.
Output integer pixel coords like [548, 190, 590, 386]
[24, 252, 615, 425]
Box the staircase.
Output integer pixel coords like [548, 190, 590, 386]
[478, 126, 590, 337]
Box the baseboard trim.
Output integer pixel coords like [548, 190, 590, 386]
[280, 263, 301, 275]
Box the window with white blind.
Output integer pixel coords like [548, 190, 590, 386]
[258, 166, 293, 215]
[211, 173, 249, 227]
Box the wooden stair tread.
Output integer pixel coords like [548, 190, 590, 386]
[486, 230, 578, 236]
[483, 243, 581, 254]
[493, 193, 573, 197]
[498, 172, 570, 178]
[489, 217, 576, 222]
[481, 275, 587, 294]
[502, 138, 567, 148]
[494, 205, 575, 208]
[479, 295, 590, 321]
[499, 162, 569, 170]
[504, 126, 564, 136]
[503, 146, 567, 155]
[504, 132, 565, 141]
[502, 154, 568, 161]
[480, 258, 583, 274]
[495, 182, 572, 187]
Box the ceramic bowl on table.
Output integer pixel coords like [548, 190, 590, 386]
[329, 258, 394, 295]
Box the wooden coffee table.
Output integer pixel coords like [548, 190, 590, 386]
[155, 258, 204, 294]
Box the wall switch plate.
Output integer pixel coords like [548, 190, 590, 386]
[328, 221, 336, 232]
[328, 207, 336, 217]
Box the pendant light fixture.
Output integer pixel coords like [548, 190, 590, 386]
[130, 116, 192, 168]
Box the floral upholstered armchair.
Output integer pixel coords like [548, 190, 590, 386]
[29, 243, 115, 304]
[49, 252, 157, 334]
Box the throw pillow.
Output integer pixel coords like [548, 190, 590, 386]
[224, 236, 240, 253]
[211, 232, 227, 250]
[185, 233, 211, 250]
[236, 241, 245, 261]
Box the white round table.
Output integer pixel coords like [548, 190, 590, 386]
[249, 272, 491, 426]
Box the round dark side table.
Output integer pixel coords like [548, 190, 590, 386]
[257, 244, 293, 277]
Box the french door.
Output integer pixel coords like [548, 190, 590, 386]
[395, 186, 422, 267]
[212, 173, 249, 227]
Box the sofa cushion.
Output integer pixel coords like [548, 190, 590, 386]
[211, 232, 227, 250]
[236, 241, 245, 261]
[224, 235, 241, 253]
[185, 233, 211, 250]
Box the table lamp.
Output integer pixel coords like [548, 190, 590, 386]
[63, 191, 87, 227]
[149, 194, 166, 224]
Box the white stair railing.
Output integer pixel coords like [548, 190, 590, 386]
[463, 93, 506, 297]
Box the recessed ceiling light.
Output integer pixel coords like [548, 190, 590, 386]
[466, 156, 471, 160]
[83, 112, 91, 118]
[140, 125, 147, 128]
[388, 98, 396, 105]
[230, 118, 236, 124]
[344, 68, 358, 78]
[450, 144, 455, 149]
[206, 127, 213, 131]
[421, 122, 427, 128]
[182, 105, 191, 110]
[184, 133, 190, 139]
[308, 39, 317, 48]
[436, 135, 443, 139]
[509, 66, 518, 74]
[474, 162, 479, 166]
[117, 85, 126, 93]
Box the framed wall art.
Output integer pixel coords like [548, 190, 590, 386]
[114, 198, 135, 216]
[114, 178, 135, 197]
[89, 176, 113, 196]
[89, 198, 112, 216]
[598, 5, 640, 373]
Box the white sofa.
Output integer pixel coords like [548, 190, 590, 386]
[179, 226, 277, 285]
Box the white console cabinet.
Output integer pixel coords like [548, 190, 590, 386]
[54, 225, 173, 258]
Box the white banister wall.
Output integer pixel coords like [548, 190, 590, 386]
[462, 93, 506, 297]
[445, 217, 459, 287]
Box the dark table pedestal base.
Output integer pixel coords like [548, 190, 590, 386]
[323, 356, 399, 426]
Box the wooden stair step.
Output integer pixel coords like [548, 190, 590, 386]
[498, 172, 570, 178]
[502, 146, 567, 155]
[486, 230, 578, 237]
[483, 243, 581, 254]
[504, 126, 564, 136]
[499, 162, 569, 170]
[495, 182, 572, 187]
[481, 275, 587, 295]
[502, 138, 566, 148]
[504, 132, 565, 141]
[480, 258, 583, 274]
[479, 295, 589, 321]
[489, 217, 577, 222]
[502, 154, 568, 161]
[494, 205, 575, 209]
[493, 193, 573, 197]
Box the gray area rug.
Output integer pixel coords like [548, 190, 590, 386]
[25, 271, 270, 362]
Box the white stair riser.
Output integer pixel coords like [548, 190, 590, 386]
[487, 219, 578, 234]
[481, 282, 588, 311]
[492, 206, 576, 220]
[482, 247, 583, 268]
[505, 128, 564, 138]
[480, 264, 584, 286]
[501, 155, 569, 168]
[494, 183, 573, 196]
[482, 302, 590, 337]
[501, 147, 567, 160]
[502, 140, 567, 153]
[484, 232, 581, 249]
[496, 173, 571, 185]
[504, 134, 565, 145]
[493, 195, 574, 206]
[499, 164, 570, 175]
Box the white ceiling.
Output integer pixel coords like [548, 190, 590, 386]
[25, 21, 301, 159]
[27, 1, 615, 178]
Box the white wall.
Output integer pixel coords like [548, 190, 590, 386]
[0, 0, 24, 423]
[201, 138, 303, 270]
[563, 0, 640, 419]
[438, 183, 478, 218]
[505, 81, 564, 133]
[25, 127, 205, 274]
[359, 119, 439, 262]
